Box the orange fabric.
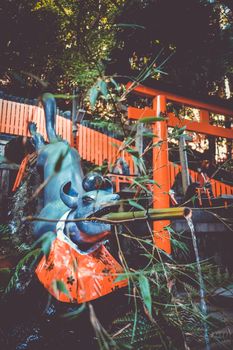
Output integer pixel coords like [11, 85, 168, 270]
[35, 237, 128, 304]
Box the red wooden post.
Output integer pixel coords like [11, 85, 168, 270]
[86, 127, 91, 161]
[11, 102, 17, 135]
[152, 95, 171, 254]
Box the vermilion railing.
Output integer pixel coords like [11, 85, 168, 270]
[108, 165, 233, 198]
[0, 99, 72, 142]
[169, 163, 233, 197]
[77, 124, 135, 174]
[1, 98, 232, 197]
[0, 98, 135, 174]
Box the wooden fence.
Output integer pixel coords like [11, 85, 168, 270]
[0, 99, 72, 143]
[77, 124, 135, 174]
[169, 163, 233, 197]
[0, 98, 135, 174]
[1, 98, 232, 197]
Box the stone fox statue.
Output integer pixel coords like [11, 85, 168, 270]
[29, 93, 128, 303]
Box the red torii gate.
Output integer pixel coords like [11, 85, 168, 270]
[127, 83, 233, 254]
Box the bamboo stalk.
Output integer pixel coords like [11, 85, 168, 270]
[103, 207, 190, 222]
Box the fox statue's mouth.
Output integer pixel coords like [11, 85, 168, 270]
[75, 201, 120, 237]
[64, 205, 119, 252]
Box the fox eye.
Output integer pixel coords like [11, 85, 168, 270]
[82, 196, 94, 204]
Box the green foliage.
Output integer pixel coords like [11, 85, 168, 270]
[61, 303, 86, 319]
[0, 0, 126, 93]
[128, 200, 145, 211]
[168, 125, 187, 140]
[0, 224, 11, 235]
[113, 0, 233, 99]
[110, 310, 159, 349]
[139, 116, 166, 123]
[6, 248, 41, 293]
[90, 86, 100, 108]
[138, 274, 152, 316]
[202, 264, 233, 291]
[31, 231, 56, 258]
[52, 279, 70, 299]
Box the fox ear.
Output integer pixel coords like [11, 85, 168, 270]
[60, 181, 79, 208]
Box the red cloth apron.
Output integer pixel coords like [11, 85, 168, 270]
[35, 212, 128, 303]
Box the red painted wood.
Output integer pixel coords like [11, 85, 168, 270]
[1, 100, 8, 133]
[98, 131, 103, 166]
[83, 125, 87, 160]
[6, 101, 13, 134]
[86, 126, 91, 162]
[78, 124, 83, 157]
[27, 105, 34, 136]
[168, 112, 233, 139]
[10, 102, 17, 135]
[102, 133, 108, 166]
[88, 128, 93, 164]
[152, 95, 171, 254]
[99, 131, 103, 166]
[67, 119, 72, 145]
[15, 103, 21, 136]
[128, 107, 233, 139]
[127, 82, 233, 116]
[200, 110, 209, 124]
[18, 103, 24, 136]
[23, 104, 29, 136]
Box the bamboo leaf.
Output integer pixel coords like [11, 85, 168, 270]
[6, 249, 41, 293]
[53, 94, 77, 99]
[126, 147, 139, 158]
[61, 303, 86, 319]
[110, 78, 120, 91]
[89, 86, 99, 108]
[41, 232, 56, 258]
[114, 273, 129, 283]
[177, 126, 186, 134]
[131, 178, 151, 195]
[32, 232, 56, 258]
[139, 274, 152, 316]
[142, 131, 157, 138]
[152, 140, 163, 148]
[139, 116, 166, 123]
[52, 279, 71, 298]
[114, 23, 145, 30]
[98, 79, 108, 98]
[128, 199, 145, 211]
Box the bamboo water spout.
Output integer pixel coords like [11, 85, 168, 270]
[102, 207, 191, 223]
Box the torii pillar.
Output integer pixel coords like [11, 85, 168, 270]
[152, 95, 171, 254]
[127, 94, 171, 254]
